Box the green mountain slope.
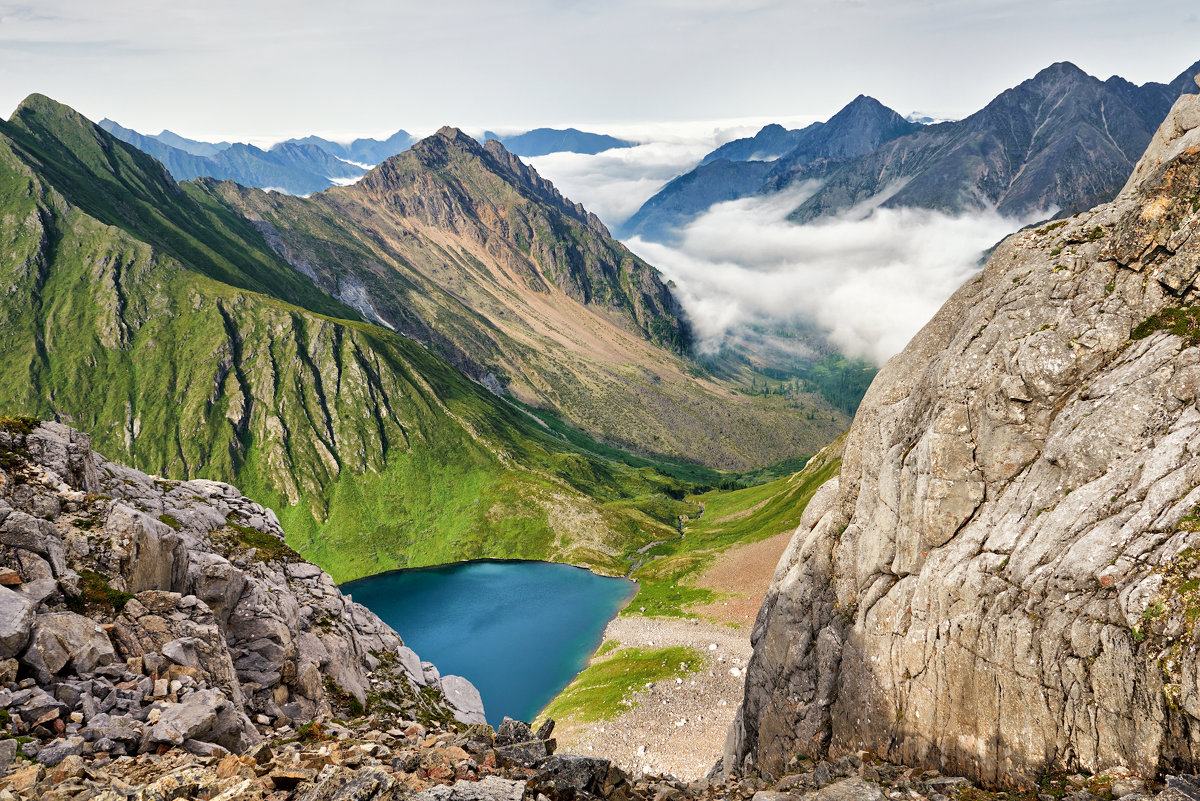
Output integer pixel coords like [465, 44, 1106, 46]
[0, 95, 714, 582]
[202, 128, 848, 469]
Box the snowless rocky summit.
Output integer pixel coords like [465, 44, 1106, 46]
[0, 421, 483, 761]
[728, 77, 1200, 784]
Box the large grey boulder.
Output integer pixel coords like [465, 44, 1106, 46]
[0, 584, 36, 659]
[147, 687, 259, 751]
[729, 85, 1200, 783]
[20, 611, 116, 682]
[440, 674, 487, 726]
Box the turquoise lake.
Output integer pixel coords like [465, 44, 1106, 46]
[342, 560, 637, 726]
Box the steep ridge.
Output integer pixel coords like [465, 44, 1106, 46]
[0, 94, 714, 583]
[625, 60, 1199, 243]
[622, 95, 918, 241]
[727, 77, 1200, 784]
[204, 127, 847, 469]
[785, 60, 1199, 222]
[7, 96, 351, 319]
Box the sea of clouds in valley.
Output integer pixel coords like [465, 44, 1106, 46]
[531, 129, 1035, 366]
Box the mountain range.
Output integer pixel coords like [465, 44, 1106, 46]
[98, 120, 635, 196]
[98, 118, 379, 195]
[623, 59, 1200, 241]
[0, 93, 847, 585]
[621, 94, 920, 240]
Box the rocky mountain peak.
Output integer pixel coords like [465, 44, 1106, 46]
[728, 81, 1200, 784]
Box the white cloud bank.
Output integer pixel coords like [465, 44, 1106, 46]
[524, 115, 821, 227]
[627, 186, 1038, 365]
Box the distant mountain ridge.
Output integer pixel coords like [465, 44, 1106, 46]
[622, 94, 919, 240]
[99, 122, 636, 196]
[484, 127, 633, 157]
[624, 59, 1200, 241]
[99, 118, 371, 195]
[277, 130, 417, 165]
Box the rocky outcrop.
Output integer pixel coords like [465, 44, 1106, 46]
[729, 78, 1200, 784]
[0, 421, 483, 761]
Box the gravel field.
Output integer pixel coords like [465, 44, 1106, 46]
[548, 522, 796, 780]
[552, 615, 753, 780]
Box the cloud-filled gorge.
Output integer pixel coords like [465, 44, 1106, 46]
[529, 134, 1037, 368]
[626, 189, 1035, 366]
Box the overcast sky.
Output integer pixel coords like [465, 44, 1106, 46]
[1, 0, 1197, 143]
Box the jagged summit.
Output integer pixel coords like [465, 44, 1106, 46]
[729, 81, 1200, 784]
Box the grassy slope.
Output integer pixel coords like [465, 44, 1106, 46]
[624, 438, 844, 618]
[0, 98, 711, 583]
[538, 645, 704, 725]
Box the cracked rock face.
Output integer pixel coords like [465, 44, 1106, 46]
[0, 421, 484, 756]
[728, 80, 1200, 785]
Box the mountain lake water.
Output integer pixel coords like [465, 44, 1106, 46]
[342, 560, 637, 726]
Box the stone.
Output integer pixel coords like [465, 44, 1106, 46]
[415, 776, 526, 801]
[0, 586, 35, 660]
[0, 568, 20, 586]
[1111, 780, 1148, 798]
[36, 736, 83, 766]
[268, 767, 316, 790]
[495, 739, 549, 768]
[0, 510, 47, 555]
[1, 764, 42, 794]
[48, 754, 86, 782]
[439, 674, 486, 725]
[147, 689, 221, 745]
[0, 738, 16, 772]
[20, 611, 116, 682]
[535, 754, 628, 798]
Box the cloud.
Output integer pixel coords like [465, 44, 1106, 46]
[526, 142, 712, 226]
[524, 115, 821, 227]
[626, 187, 1038, 365]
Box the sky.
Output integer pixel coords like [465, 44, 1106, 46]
[2, 0, 1197, 366]
[1, 1, 1197, 143]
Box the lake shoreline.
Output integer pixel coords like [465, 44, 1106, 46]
[339, 555, 639, 590]
[547, 614, 752, 780]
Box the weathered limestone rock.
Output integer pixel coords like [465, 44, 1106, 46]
[0, 420, 484, 756]
[0, 584, 36, 659]
[729, 83, 1200, 784]
[20, 611, 116, 682]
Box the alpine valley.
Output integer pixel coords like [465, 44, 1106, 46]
[4, 40, 1200, 801]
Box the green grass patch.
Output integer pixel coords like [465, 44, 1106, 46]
[157, 513, 182, 530]
[622, 447, 842, 618]
[215, 522, 300, 563]
[538, 646, 703, 724]
[594, 639, 621, 658]
[1131, 306, 1200, 347]
[67, 569, 134, 614]
[0, 416, 38, 435]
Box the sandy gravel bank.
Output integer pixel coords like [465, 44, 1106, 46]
[551, 614, 752, 780]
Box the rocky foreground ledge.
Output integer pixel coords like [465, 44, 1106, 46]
[4, 711, 1200, 801]
[0, 419, 483, 768]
